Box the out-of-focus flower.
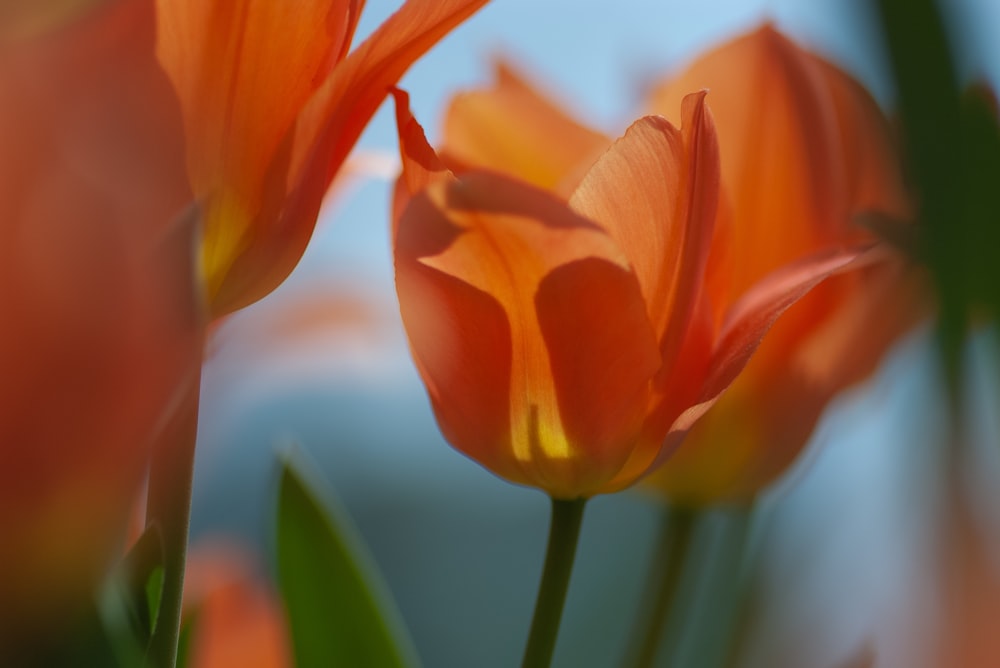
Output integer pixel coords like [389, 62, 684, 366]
[438, 61, 610, 192]
[642, 24, 925, 504]
[0, 0, 202, 648]
[155, 0, 490, 317]
[391, 87, 863, 499]
[183, 543, 292, 668]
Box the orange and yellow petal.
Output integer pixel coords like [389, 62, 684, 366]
[155, 0, 352, 305]
[396, 171, 660, 498]
[207, 0, 491, 316]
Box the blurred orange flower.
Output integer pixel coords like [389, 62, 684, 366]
[642, 25, 924, 504]
[391, 88, 864, 499]
[155, 0, 490, 317]
[183, 543, 291, 668]
[0, 0, 203, 647]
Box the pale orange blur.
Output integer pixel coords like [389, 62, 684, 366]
[183, 543, 292, 668]
[0, 0, 203, 644]
[644, 25, 925, 504]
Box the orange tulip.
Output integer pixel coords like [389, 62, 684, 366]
[642, 25, 923, 504]
[155, 0, 490, 317]
[183, 543, 292, 668]
[391, 87, 865, 499]
[0, 0, 203, 648]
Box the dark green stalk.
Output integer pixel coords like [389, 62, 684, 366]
[521, 497, 588, 668]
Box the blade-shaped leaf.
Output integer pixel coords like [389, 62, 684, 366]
[276, 454, 419, 668]
[94, 523, 165, 668]
[107, 522, 165, 652]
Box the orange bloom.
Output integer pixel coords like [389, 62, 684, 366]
[0, 0, 202, 645]
[155, 0, 490, 317]
[392, 87, 864, 499]
[642, 25, 923, 504]
[183, 543, 292, 668]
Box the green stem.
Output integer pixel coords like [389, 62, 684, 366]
[631, 505, 697, 668]
[521, 497, 588, 668]
[144, 377, 201, 668]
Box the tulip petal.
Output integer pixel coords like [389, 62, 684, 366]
[535, 258, 662, 496]
[569, 93, 719, 375]
[0, 0, 203, 636]
[156, 0, 354, 301]
[390, 86, 452, 229]
[808, 53, 911, 221]
[651, 255, 925, 505]
[292, 0, 490, 185]
[184, 544, 292, 668]
[695, 245, 869, 418]
[647, 25, 865, 293]
[396, 172, 659, 497]
[211, 0, 490, 314]
[441, 60, 610, 191]
[607, 246, 866, 494]
[568, 116, 684, 324]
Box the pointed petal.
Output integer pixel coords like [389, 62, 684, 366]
[608, 247, 868, 494]
[569, 93, 719, 374]
[647, 25, 882, 294]
[396, 171, 659, 497]
[650, 254, 925, 505]
[390, 86, 452, 230]
[568, 115, 684, 325]
[156, 0, 354, 303]
[291, 0, 490, 183]
[212, 0, 489, 315]
[699, 245, 869, 412]
[441, 60, 610, 191]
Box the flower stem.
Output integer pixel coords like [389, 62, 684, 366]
[630, 505, 697, 668]
[144, 377, 201, 668]
[521, 497, 587, 668]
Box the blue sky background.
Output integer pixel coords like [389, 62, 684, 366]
[189, 2, 1000, 666]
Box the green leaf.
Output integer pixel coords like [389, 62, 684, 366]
[145, 565, 165, 636]
[276, 453, 420, 668]
[119, 523, 165, 645]
[876, 0, 1000, 392]
[92, 524, 164, 668]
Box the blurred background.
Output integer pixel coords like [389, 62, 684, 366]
[188, 1, 1000, 666]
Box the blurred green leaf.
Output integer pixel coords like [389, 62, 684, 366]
[118, 523, 165, 646]
[78, 523, 167, 666]
[877, 0, 1000, 391]
[276, 453, 419, 668]
[145, 565, 165, 637]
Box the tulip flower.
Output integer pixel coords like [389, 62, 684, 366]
[183, 544, 292, 668]
[641, 24, 922, 504]
[0, 0, 203, 651]
[433, 42, 923, 504]
[391, 88, 866, 499]
[155, 0, 490, 317]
